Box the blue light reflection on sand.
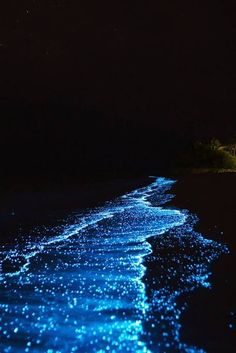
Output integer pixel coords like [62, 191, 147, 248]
[0, 178, 227, 352]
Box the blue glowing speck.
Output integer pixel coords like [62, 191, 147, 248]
[0, 177, 227, 352]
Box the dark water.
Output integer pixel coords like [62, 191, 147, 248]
[0, 178, 227, 352]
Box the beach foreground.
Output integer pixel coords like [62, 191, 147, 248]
[0, 174, 235, 352]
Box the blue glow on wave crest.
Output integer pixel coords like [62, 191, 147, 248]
[0, 177, 227, 352]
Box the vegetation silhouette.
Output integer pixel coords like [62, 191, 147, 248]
[177, 138, 236, 172]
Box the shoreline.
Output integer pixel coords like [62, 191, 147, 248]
[0, 176, 151, 246]
[0, 174, 235, 351]
[1, 174, 235, 351]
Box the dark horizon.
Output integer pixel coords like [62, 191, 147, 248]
[1, 98, 235, 183]
[0, 1, 235, 182]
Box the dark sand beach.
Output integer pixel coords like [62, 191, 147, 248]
[171, 173, 236, 353]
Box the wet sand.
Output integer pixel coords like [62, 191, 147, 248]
[171, 174, 236, 353]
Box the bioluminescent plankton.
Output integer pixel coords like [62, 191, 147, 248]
[0, 178, 227, 352]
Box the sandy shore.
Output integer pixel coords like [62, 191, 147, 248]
[171, 174, 236, 353]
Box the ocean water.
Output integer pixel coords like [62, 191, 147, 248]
[0, 177, 227, 353]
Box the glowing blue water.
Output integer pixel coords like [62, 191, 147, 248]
[0, 177, 227, 353]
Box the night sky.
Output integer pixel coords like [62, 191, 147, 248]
[0, 1, 236, 180]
